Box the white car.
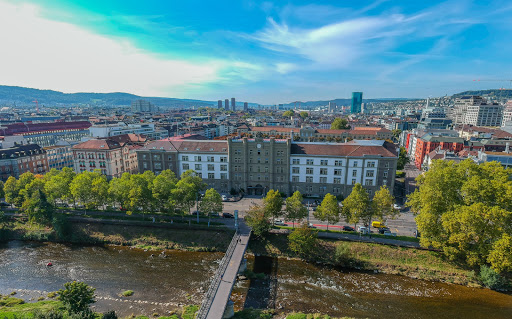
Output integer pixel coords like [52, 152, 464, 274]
[221, 195, 228, 201]
[274, 220, 287, 226]
[393, 204, 402, 210]
[357, 226, 370, 234]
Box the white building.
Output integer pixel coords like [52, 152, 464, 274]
[90, 122, 168, 140]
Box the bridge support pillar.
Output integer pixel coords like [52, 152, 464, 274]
[222, 300, 235, 318]
[238, 258, 247, 274]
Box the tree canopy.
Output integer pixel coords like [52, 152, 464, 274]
[331, 118, 350, 130]
[342, 183, 370, 226]
[284, 191, 308, 227]
[199, 188, 223, 216]
[407, 159, 512, 273]
[313, 193, 340, 230]
[263, 189, 284, 223]
[397, 146, 409, 170]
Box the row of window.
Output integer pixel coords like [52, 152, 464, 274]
[181, 155, 228, 162]
[182, 163, 228, 171]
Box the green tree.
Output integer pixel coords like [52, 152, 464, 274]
[284, 191, 308, 228]
[488, 233, 512, 273]
[45, 168, 76, 206]
[245, 205, 271, 237]
[127, 173, 154, 216]
[288, 224, 318, 259]
[371, 186, 398, 223]
[172, 180, 197, 215]
[0, 180, 5, 201]
[331, 118, 350, 130]
[152, 170, 178, 213]
[91, 172, 109, 209]
[263, 189, 284, 224]
[58, 281, 96, 314]
[392, 129, 402, 141]
[23, 189, 54, 224]
[199, 188, 223, 217]
[342, 184, 370, 227]
[283, 110, 294, 117]
[397, 146, 409, 170]
[3, 176, 17, 207]
[108, 173, 132, 209]
[407, 159, 512, 269]
[70, 172, 95, 211]
[314, 193, 340, 230]
[299, 111, 309, 119]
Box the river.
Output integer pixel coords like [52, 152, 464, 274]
[1, 241, 511, 318]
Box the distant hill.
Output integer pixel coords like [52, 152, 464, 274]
[453, 89, 512, 99]
[0, 85, 217, 108]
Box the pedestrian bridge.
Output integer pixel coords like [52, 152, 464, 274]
[197, 221, 251, 319]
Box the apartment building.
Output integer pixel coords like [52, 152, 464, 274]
[44, 141, 75, 170]
[0, 144, 49, 181]
[72, 138, 140, 178]
[465, 104, 503, 127]
[0, 121, 91, 147]
[90, 122, 168, 140]
[137, 137, 398, 197]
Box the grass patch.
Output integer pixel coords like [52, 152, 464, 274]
[0, 298, 62, 318]
[121, 290, 134, 297]
[182, 305, 199, 319]
[233, 308, 273, 319]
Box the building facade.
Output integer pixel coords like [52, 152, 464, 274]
[0, 121, 91, 147]
[0, 144, 49, 181]
[137, 138, 398, 197]
[90, 122, 168, 140]
[44, 141, 75, 170]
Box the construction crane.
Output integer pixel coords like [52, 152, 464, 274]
[32, 99, 39, 113]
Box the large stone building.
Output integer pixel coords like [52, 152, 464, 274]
[137, 137, 398, 197]
[0, 144, 49, 181]
[0, 121, 91, 147]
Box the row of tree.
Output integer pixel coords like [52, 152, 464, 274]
[407, 160, 512, 274]
[1, 168, 224, 224]
[246, 184, 397, 236]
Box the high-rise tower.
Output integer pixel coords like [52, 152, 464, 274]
[224, 99, 229, 110]
[231, 98, 236, 111]
[351, 92, 363, 114]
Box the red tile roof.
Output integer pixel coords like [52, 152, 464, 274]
[72, 139, 121, 150]
[291, 141, 397, 157]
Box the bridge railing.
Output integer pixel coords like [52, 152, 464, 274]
[196, 231, 241, 319]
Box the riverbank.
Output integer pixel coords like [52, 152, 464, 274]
[0, 219, 234, 252]
[248, 233, 482, 287]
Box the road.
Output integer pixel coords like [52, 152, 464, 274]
[222, 196, 418, 237]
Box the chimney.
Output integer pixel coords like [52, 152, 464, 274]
[506, 142, 510, 154]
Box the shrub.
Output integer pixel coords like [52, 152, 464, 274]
[334, 242, 353, 265]
[182, 305, 199, 319]
[33, 309, 65, 319]
[121, 290, 134, 297]
[287, 313, 307, 319]
[52, 214, 72, 240]
[57, 281, 96, 314]
[102, 310, 118, 319]
[288, 225, 318, 259]
[479, 265, 508, 290]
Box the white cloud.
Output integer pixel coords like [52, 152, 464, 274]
[0, 1, 224, 97]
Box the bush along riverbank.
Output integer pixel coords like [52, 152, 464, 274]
[0, 217, 234, 252]
[248, 232, 511, 290]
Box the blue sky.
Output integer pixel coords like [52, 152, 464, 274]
[1, 0, 512, 104]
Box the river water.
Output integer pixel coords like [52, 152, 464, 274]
[1, 241, 511, 318]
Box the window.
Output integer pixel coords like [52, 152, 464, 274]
[320, 160, 328, 166]
[351, 179, 356, 185]
[154, 162, 162, 169]
[306, 167, 313, 174]
[197, 172, 202, 178]
[320, 177, 327, 183]
[221, 165, 227, 171]
[334, 169, 342, 175]
[365, 179, 373, 186]
[292, 167, 300, 174]
[384, 171, 388, 178]
[220, 157, 228, 162]
[249, 150, 253, 155]
[333, 187, 341, 194]
[306, 186, 313, 193]
[334, 160, 342, 166]
[292, 159, 300, 165]
[208, 164, 214, 171]
[306, 176, 313, 183]
[292, 176, 299, 182]
[182, 163, 189, 170]
[352, 170, 357, 177]
[277, 158, 282, 164]
[221, 173, 227, 179]
[208, 173, 215, 179]
[207, 156, 215, 162]
[366, 170, 374, 177]
[182, 156, 189, 161]
[319, 186, 326, 193]
[367, 161, 376, 167]
[353, 161, 358, 167]
[385, 162, 390, 168]
[194, 156, 202, 162]
[195, 164, 202, 170]
[153, 154, 160, 160]
[307, 159, 314, 165]
[235, 149, 241, 155]
[142, 154, 147, 160]
[334, 177, 341, 184]
[320, 168, 327, 175]
[143, 162, 147, 169]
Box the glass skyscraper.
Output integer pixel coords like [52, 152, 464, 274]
[351, 92, 363, 114]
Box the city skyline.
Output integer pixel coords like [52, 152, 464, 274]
[1, 0, 512, 104]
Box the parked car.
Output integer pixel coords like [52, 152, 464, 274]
[383, 231, 397, 236]
[308, 223, 316, 228]
[274, 219, 287, 226]
[372, 221, 386, 228]
[222, 212, 234, 218]
[378, 227, 390, 234]
[393, 204, 402, 210]
[342, 226, 355, 232]
[358, 226, 370, 234]
[221, 195, 228, 201]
